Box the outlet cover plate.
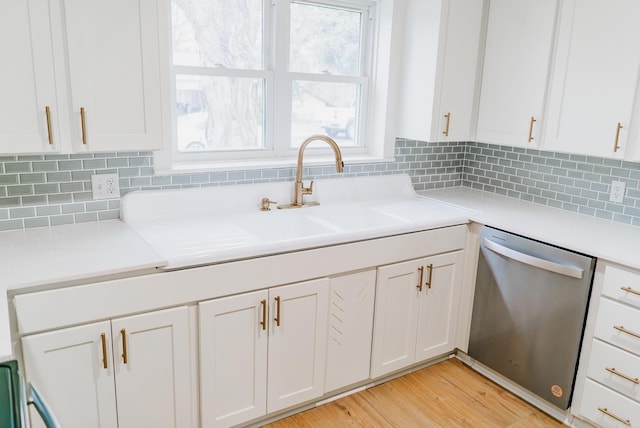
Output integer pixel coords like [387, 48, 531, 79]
[609, 180, 626, 203]
[91, 174, 120, 200]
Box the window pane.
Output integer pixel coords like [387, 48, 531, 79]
[172, 0, 263, 69]
[176, 75, 264, 151]
[291, 80, 358, 147]
[289, 2, 362, 75]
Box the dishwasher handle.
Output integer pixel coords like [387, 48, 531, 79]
[483, 237, 584, 279]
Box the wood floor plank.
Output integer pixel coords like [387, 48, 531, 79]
[263, 358, 564, 428]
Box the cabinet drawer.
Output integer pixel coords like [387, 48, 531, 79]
[602, 264, 640, 310]
[580, 380, 640, 427]
[587, 339, 640, 401]
[594, 298, 640, 356]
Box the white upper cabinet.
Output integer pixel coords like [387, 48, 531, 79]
[476, 0, 558, 147]
[0, 1, 60, 153]
[396, 0, 483, 142]
[0, 0, 165, 154]
[544, 0, 640, 159]
[62, 0, 164, 152]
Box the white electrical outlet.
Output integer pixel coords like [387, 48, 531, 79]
[91, 173, 120, 200]
[609, 180, 626, 203]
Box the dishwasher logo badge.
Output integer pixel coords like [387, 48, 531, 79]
[550, 384, 563, 398]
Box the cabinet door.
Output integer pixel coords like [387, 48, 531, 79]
[415, 251, 464, 361]
[370, 259, 422, 378]
[267, 278, 329, 413]
[21, 321, 118, 428]
[325, 270, 376, 392]
[199, 290, 268, 428]
[0, 0, 60, 153]
[544, 0, 640, 158]
[111, 306, 194, 428]
[476, 0, 558, 146]
[432, 0, 484, 141]
[62, 0, 163, 152]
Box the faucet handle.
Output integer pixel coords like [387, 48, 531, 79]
[302, 180, 314, 195]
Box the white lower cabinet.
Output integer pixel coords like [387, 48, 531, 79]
[199, 278, 329, 427]
[370, 251, 464, 378]
[21, 306, 194, 428]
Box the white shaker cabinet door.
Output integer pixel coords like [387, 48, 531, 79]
[0, 0, 60, 153]
[21, 321, 118, 428]
[544, 0, 640, 158]
[199, 290, 269, 428]
[111, 306, 194, 428]
[62, 0, 164, 152]
[415, 251, 463, 362]
[267, 278, 329, 413]
[476, 0, 558, 147]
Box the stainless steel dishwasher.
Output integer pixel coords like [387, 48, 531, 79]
[468, 226, 595, 410]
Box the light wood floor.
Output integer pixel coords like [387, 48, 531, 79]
[263, 358, 564, 427]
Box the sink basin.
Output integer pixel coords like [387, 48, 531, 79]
[304, 204, 407, 231]
[235, 211, 340, 242]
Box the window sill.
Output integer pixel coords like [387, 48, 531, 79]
[153, 154, 396, 176]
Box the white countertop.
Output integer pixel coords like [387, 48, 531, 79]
[0, 220, 166, 360]
[420, 187, 640, 270]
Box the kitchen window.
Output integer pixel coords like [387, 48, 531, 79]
[162, 0, 396, 171]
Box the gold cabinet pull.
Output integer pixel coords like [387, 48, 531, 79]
[274, 296, 281, 327]
[121, 328, 128, 364]
[442, 112, 451, 136]
[100, 333, 108, 369]
[260, 299, 267, 330]
[417, 266, 424, 292]
[528, 116, 536, 142]
[613, 122, 623, 152]
[597, 407, 631, 426]
[614, 325, 640, 340]
[425, 264, 434, 289]
[80, 107, 87, 145]
[45, 106, 53, 145]
[605, 367, 640, 385]
[621, 286, 640, 297]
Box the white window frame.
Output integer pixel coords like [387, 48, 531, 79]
[155, 0, 403, 173]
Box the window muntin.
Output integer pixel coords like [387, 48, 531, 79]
[170, 0, 372, 163]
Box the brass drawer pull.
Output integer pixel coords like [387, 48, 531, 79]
[274, 296, 281, 327]
[425, 264, 433, 289]
[606, 367, 640, 384]
[100, 333, 108, 369]
[121, 329, 128, 364]
[45, 106, 53, 145]
[528, 116, 536, 142]
[260, 299, 267, 331]
[442, 112, 451, 136]
[417, 266, 424, 292]
[598, 407, 631, 426]
[80, 107, 87, 145]
[614, 325, 640, 340]
[621, 286, 640, 297]
[613, 122, 623, 152]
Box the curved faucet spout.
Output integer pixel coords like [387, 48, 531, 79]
[280, 134, 344, 208]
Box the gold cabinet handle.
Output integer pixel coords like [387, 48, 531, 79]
[425, 264, 434, 289]
[100, 333, 108, 369]
[621, 286, 640, 297]
[614, 325, 640, 340]
[528, 116, 536, 142]
[260, 299, 267, 330]
[442, 112, 451, 136]
[597, 407, 631, 426]
[417, 266, 424, 292]
[121, 328, 128, 364]
[45, 106, 53, 145]
[274, 296, 281, 327]
[80, 107, 87, 145]
[613, 122, 623, 152]
[605, 367, 640, 385]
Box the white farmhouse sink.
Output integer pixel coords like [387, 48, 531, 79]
[121, 174, 472, 269]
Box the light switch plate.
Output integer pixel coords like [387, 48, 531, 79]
[609, 180, 626, 203]
[91, 174, 120, 200]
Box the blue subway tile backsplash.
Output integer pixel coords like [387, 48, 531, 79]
[1, 139, 640, 230]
